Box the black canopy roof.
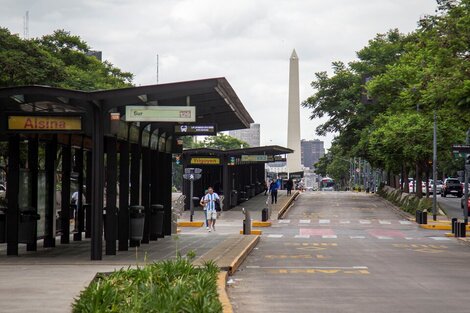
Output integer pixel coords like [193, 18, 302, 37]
[0, 77, 253, 132]
[183, 145, 293, 157]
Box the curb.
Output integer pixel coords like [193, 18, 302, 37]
[217, 271, 233, 313]
[239, 230, 262, 235]
[252, 221, 272, 227]
[229, 235, 260, 274]
[177, 221, 204, 227]
[277, 191, 300, 219]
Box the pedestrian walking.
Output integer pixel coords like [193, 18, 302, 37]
[286, 178, 293, 196]
[199, 189, 209, 230]
[263, 180, 269, 195]
[269, 181, 278, 204]
[203, 187, 220, 232]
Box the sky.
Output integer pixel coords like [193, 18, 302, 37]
[1, 0, 438, 150]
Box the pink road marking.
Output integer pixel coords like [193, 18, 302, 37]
[367, 229, 406, 238]
[300, 228, 335, 236]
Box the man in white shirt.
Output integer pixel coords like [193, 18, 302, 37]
[203, 187, 220, 232]
[199, 189, 209, 230]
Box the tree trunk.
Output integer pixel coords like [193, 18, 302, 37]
[404, 165, 410, 193]
[416, 163, 423, 198]
[425, 167, 430, 198]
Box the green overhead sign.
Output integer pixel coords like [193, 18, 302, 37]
[125, 106, 196, 122]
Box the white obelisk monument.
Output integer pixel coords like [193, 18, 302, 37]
[286, 49, 302, 176]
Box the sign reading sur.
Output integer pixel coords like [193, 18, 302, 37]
[8, 116, 82, 131]
[125, 106, 196, 122]
[241, 155, 268, 162]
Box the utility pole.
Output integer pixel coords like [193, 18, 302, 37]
[156, 54, 159, 84]
[464, 129, 470, 224]
[432, 111, 437, 221]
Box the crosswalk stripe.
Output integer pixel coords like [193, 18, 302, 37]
[429, 237, 451, 241]
[359, 220, 371, 224]
[268, 234, 284, 238]
[400, 220, 413, 225]
[405, 237, 414, 240]
[350, 236, 365, 239]
[319, 219, 330, 224]
[322, 235, 337, 239]
[379, 220, 391, 225]
[340, 220, 351, 224]
[377, 236, 393, 240]
[278, 220, 290, 224]
[299, 219, 311, 224]
[295, 235, 311, 239]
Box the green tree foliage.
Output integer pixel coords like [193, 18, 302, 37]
[303, 0, 470, 193]
[0, 28, 133, 90]
[193, 134, 250, 150]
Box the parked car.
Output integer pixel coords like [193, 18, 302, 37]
[428, 180, 443, 194]
[460, 196, 470, 214]
[441, 178, 463, 197]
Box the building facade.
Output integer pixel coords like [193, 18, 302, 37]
[229, 123, 260, 147]
[301, 139, 325, 168]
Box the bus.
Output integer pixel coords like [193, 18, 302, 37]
[320, 177, 335, 191]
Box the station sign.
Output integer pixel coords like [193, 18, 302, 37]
[125, 106, 196, 122]
[452, 144, 470, 153]
[190, 157, 220, 165]
[174, 124, 216, 135]
[8, 115, 82, 131]
[241, 155, 268, 162]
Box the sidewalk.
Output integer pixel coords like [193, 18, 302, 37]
[0, 191, 300, 312]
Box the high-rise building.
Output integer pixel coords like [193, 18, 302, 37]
[301, 139, 325, 168]
[229, 123, 260, 147]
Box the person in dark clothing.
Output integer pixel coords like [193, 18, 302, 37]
[263, 181, 269, 195]
[269, 181, 278, 204]
[286, 178, 293, 195]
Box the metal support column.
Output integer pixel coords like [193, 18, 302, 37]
[105, 136, 118, 255]
[129, 143, 141, 247]
[61, 139, 72, 244]
[44, 137, 57, 248]
[118, 140, 130, 251]
[74, 146, 84, 241]
[6, 135, 20, 256]
[85, 150, 92, 238]
[162, 153, 172, 236]
[27, 136, 38, 251]
[222, 156, 229, 211]
[141, 147, 151, 244]
[91, 105, 105, 261]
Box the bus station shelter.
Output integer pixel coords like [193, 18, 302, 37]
[0, 77, 252, 260]
[181, 146, 293, 209]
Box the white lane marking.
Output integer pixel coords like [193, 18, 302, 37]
[319, 219, 330, 224]
[359, 220, 371, 224]
[430, 237, 451, 241]
[379, 220, 391, 225]
[400, 220, 413, 225]
[377, 236, 393, 240]
[299, 219, 311, 224]
[405, 237, 414, 240]
[247, 266, 368, 269]
[267, 234, 284, 238]
[278, 220, 290, 224]
[340, 220, 351, 224]
[295, 235, 310, 239]
[322, 235, 337, 239]
[350, 236, 366, 239]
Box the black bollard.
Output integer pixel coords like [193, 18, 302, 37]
[452, 218, 458, 234]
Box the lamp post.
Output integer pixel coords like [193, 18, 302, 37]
[432, 111, 437, 221]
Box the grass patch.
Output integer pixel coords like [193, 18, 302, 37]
[72, 256, 222, 313]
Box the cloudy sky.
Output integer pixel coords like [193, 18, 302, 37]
[2, 0, 437, 149]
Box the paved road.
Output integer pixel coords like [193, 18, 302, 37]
[438, 195, 465, 218]
[228, 191, 470, 313]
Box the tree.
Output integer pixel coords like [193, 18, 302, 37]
[193, 134, 249, 150]
[0, 28, 133, 90]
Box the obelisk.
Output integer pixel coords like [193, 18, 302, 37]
[286, 49, 302, 175]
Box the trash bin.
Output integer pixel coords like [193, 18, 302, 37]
[0, 208, 5, 243]
[230, 190, 238, 207]
[129, 205, 145, 241]
[262, 208, 269, 222]
[19, 208, 40, 244]
[150, 204, 164, 238]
